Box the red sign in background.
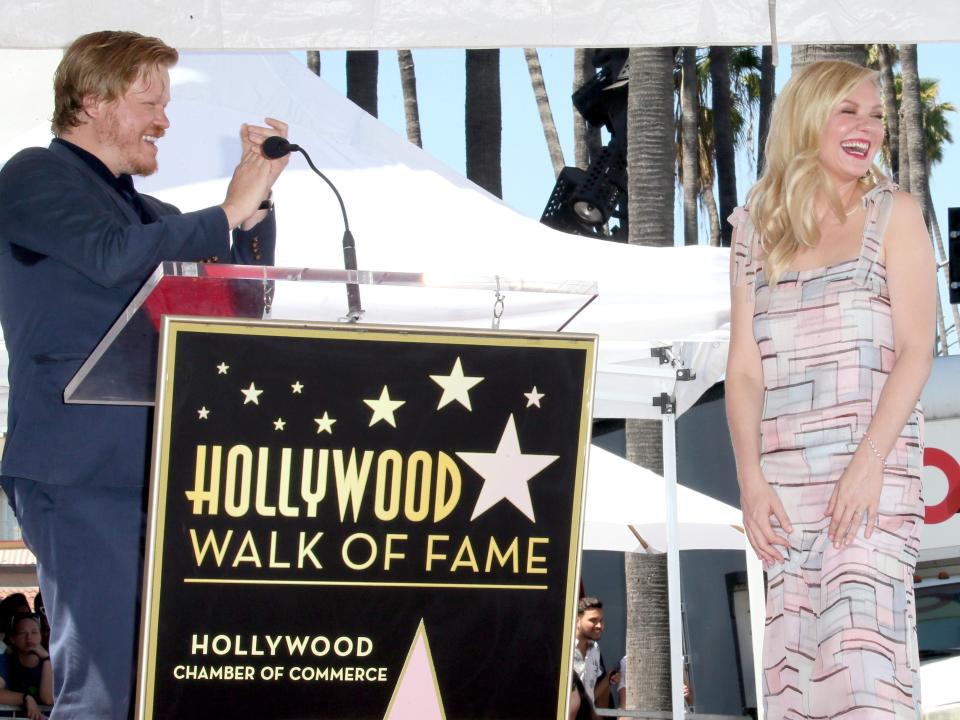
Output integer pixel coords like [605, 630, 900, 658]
[924, 446, 960, 524]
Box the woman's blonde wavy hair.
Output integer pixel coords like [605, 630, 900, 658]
[747, 60, 886, 283]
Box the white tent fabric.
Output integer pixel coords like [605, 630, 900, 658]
[583, 445, 745, 552]
[0, 0, 957, 49]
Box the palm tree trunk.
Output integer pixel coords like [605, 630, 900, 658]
[627, 47, 676, 247]
[898, 104, 911, 192]
[306, 51, 320, 77]
[710, 46, 737, 247]
[901, 45, 948, 354]
[397, 50, 422, 148]
[346, 50, 378, 117]
[574, 49, 602, 169]
[877, 45, 899, 181]
[702, 182, 722, 246]
[791, 44, 867, 70]
[465, 49, 502, 198]
[757, 45, 776, 177]
[524, 48, 565, 178]
[681, 47, 699, 246]
[624, 45, 676, 715]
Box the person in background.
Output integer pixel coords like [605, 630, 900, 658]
[0, 29, 289, 719]
[572, 597, 619, 708]
[31, 593, 49, 650]
[2, 613, 52, 720]
[725, 59, 935, 718]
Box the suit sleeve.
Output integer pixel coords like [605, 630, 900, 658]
[230, 208, 276, 266]
[0, 149, 231, 289]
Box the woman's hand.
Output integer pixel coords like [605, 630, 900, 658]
[826, 449, 883, 547]
[23, 694, 42, 720]
[740, 477, 793, 567]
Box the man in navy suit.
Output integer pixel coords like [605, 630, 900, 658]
[0, 30, 289, 718]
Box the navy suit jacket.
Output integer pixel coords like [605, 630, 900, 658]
[0, 141, 276, 487]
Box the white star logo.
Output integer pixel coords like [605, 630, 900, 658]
[363, 386, 405, 428]
[197, 406, 210, 420]
[291, 381, 304, 394]
[217, 362, 229, 375]
[524, 386, 545, 408]
[430, 357, 484, 411]
[456, 414, 559, 522]
[241, 382, 263, 405]
[314, 412, 337, 434]
[273, 418, 286, 431]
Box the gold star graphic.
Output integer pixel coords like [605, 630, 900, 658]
[273, 418, 286, 431]
[363, 386, 405, 428]
[216, 362, 229, 375]
[241, 382, 263, 405]
[197, 407, 210, 420]
[291, 381, 304, 394]
[314, 412, 337, 434]
[430, 357, 484, 411]
[524, 386, 545, 408]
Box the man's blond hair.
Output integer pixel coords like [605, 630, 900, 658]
[52, 30, 177, 136]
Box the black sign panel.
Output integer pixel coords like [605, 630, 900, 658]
[138, 319, 595, 720]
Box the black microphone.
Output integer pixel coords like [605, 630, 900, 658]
[262, 136, 362, 322]
[261, 136, 300, 159]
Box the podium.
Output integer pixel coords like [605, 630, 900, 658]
[69, 263, 598, 720]
[65, 262, 598, 406]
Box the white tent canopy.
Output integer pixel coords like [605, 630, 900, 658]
[583, 445, 745, 552]
[0, 0, 956, 49]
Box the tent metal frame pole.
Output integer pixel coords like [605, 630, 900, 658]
[662, 413, 684, 719]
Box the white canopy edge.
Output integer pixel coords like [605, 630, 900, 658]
[0, 0, 957, 50]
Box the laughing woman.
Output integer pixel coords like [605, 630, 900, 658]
[725, 60, 936, 719]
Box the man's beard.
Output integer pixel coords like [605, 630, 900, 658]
[98, 108, 161, 176]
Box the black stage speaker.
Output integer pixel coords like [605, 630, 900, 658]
[950, 207, 960, 304]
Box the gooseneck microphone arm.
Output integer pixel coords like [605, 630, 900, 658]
[262, 136, 362, 322]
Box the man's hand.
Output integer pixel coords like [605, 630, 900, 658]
[221, 118, 290, 229]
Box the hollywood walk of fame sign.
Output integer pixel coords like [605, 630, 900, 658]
[138, 317, 596, 720]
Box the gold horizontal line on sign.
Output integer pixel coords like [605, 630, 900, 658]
[184, 578, 548, 591]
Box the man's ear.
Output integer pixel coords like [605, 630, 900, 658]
[81, 94, 104, 121]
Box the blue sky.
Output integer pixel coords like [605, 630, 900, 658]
[309, 45, 959, 243]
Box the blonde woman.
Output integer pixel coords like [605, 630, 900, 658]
[726, 60, 936, 718]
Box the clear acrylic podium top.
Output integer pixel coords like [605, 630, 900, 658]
[64, 262, 598, 406]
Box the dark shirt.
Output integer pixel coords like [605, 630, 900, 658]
[5, 652, 43, 698]
[52, 138, 156, 223]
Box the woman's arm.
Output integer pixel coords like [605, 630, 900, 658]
[725, 223, 793, 565]
[827, 191, 936, 544]
[36, 650, 53, 705]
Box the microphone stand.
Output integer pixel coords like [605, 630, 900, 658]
[279, 143, 363, 322]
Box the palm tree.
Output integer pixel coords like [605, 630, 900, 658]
[710, 46, 738, 247]
[757, 45, 776, 175]
[875, 45, 900, 182]
[792, 44, 867, 69]
[624, 45, 676, 715]
[680, 47, 699, 245]
[306, 51, 320, 77]
[574, 49, 602, 169]
[900, 45, 956, 353]
[397, 50, 422, 148]
[346, 50, 378, 117]
[524, 48, 565, 178]
[465, 49, 502, 198]
[675, 48, 760, 246]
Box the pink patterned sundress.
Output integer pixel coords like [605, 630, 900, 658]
[730, 182, 924, 720]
